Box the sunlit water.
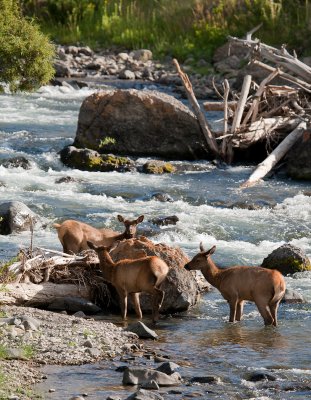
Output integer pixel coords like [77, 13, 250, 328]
[0, 84, 311, 399]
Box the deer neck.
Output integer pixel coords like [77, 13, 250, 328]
[98, 252, 115, 283]
[201, 258, 221, 288]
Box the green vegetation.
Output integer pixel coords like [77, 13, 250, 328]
[99, 136, 116, 149]
[21, 0, 311, 61]
[0, 0, 55, 92]
[0, 257, 18, 284]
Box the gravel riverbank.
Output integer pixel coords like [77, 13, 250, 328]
[0, 306, 138, 399]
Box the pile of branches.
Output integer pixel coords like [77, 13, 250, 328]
[174, 27, 311, 188]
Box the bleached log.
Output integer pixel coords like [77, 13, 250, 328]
[231, 75, 252, 134]
[173, 59, 220, 157]
[221, 79, 233, 162]
[228, 36, 311, 83]
[232, 117, 297, 149]
[0, 282, 91, 306]
[240, 121, 307, 188]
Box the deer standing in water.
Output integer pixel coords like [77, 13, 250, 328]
[185, 243, 286, 326]
[53, 214, 144, 254]
[87, 240, 169, 322]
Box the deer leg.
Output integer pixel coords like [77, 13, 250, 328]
[269, 300, 280, 327]
[130, 293, 142, 319]
[117, 289, 128, 320]
[228, 298, 238, 323]
[152, 288, 165, 323]
[236, 300, 244, 321]
[255, 301, 274, 326]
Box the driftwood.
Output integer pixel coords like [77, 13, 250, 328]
[231, 75, 252, 134]
[203, 100, 237, 112]
[0, 282, 91, 306]
[240, 121, 307, 188]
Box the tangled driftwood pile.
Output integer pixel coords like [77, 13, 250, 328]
[174, 29, 311, 187]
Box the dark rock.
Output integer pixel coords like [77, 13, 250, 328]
[287, 130, 311, 180]
[72, 89, 209, 160]
[261, 244, 311, 275]
[142, 161, 176, 174]
[59, 146, 135, 172]
[156, 362, 180, 375]
[55, 176, 81, 184]
[0, 201, 41, 235]
[47, 297, 101, 314]
[247, 372, 277, 382]
[125, 321, 158, 339]
[141, 380, 160, 390]
[54, 60, 71, 77]
[151, 193, 174, 202]
[281, 288, 305, 303]
[190, 376, 220, 384]
[1, 156, 31, 170]
[150, 216, 179, 226]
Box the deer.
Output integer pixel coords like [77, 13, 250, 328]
[184, 243, 286, 326]
[87, 240, 169, 323]
[53, 214, 144, 254]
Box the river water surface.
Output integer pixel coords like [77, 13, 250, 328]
[0, 83, 310, 399]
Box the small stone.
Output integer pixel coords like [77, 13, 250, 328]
[156, 361, 180, 375]
[83, 340, 93, 348]
[85, 348, 101, 357]
[49, 388, 56, 393]
[190, 376, 220, 384]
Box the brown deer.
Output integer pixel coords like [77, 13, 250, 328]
[53, 214, 144, 254]
[185, 243, 286, 326]
[87, 240, 169, 322]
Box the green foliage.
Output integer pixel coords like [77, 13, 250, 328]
[21, 0, 311, 61]
[0, 0, 55, 92]
[0, 256, 18, 283]
[99, 136, 116, 148]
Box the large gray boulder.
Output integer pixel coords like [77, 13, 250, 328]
[110, 237, 202, 313]
[0, 201, 41, 235]
[261, 244, 311, 275]
[73, 89, 209, 160]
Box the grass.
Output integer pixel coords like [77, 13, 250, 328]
[22, 0, 311, 62]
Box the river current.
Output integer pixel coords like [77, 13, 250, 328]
[0, 83, 310, 399]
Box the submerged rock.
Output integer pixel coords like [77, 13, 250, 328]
[73, 89, 209, 160]
[0, 156, 32, 170]
[261, 244, 311, 275]
[150, 215, 179, 226]
[122, 366, 181, 386]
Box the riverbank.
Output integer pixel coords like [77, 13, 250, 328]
[0, 305, 138, 399]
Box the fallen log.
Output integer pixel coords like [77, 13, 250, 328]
[0, 282, 91, 306]
[231, 75, 252, 134]
[240, 121, 307, 188]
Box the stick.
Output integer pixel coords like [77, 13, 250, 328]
[221, 79, 233, 162]
[242, 68, 280, 126]
[231, 75, 252, 134]
[173, 59, 220, 157]
[240, 121, 307, 188]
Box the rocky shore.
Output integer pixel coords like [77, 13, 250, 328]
[0, 305, 138, 399]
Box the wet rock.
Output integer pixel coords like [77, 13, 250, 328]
[247, 372, 277, 382]
[55, 176, 81, 184]
[281, 288, 305, 303]
[54, 60, 71, 77]
[125, 321, 158, 339]
[287, 129, 311, 180]
[261, 244, 311, 275]
[154, 355, 170, 363]
[141, 380, 160, 390]
[151, 193, 174, 202]
[156, 362, 180, 375]
[142, 161, 176, 174]
[59, 146, 135, 172]
[0, 201, 42, 235]
[190, 376, 220, 384]
[150, 215, 179, 226]
[73, 89, 209, 160]
[292, 271, 311, 279]
[0, 156, 32, 170]
[122, 367, 181, 386]
[47, 297, 101, 314]
[110, 237, 200, 313]
[125, 389, 164, 400]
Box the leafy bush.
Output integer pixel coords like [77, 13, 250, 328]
[0, 0, 55, 91]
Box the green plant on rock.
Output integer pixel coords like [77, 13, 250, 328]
[22, 344, 35, 359]
[99, 136, 116, 149]
[0, 0, 55, 92]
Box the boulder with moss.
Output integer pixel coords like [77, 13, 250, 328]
[142, 160, 176, 174]
[261, 244, 311, 275]
[59, 145, 135, 172]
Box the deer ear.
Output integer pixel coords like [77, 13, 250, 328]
[206, 245, 216, 256]
[199, 242, 205, 252]
[117, 215, 125, 222]
[136, 215, 144, 223]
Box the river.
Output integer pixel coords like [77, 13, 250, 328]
[0, 83, 310, 399]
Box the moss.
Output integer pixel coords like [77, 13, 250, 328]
[265, 257, 311, 274]
[143, 161, 176, 174]
[87, 155, 103, 169]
